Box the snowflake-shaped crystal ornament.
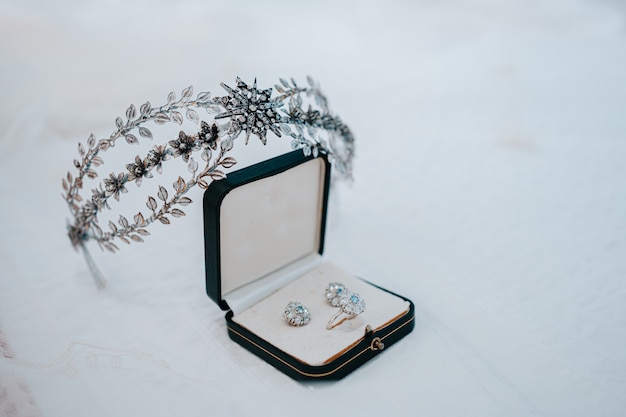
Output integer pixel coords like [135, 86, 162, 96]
[214, 77, 283, 145]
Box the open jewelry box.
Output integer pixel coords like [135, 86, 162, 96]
[203, 150, 415, 380]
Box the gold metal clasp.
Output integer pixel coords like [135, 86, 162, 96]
[370, 337, 385, 351]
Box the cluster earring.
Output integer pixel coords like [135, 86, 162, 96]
[283, 301, 311, 326]
[282, 283, 366, 329]
[324, 282, 366, 330]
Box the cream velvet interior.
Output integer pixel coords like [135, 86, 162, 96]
[232, 262, 411, 366]
[219, 157, 325, 296]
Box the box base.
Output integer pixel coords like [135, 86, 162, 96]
[225, 283, 415, 380]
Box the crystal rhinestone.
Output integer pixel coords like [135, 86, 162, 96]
[283, 301, 311, 326]
[326, 282, 351, 307]
[341, 293, 365, 315]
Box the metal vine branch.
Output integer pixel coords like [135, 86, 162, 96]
[63, 77, 355, 287]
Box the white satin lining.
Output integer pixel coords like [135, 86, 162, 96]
[219, 157, 326, 297]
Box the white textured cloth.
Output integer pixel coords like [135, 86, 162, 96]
[1, 1, 625, 416]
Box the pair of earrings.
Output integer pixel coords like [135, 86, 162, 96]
[283, 282, 366, 329]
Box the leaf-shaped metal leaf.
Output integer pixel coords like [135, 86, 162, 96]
[140, 101, 151, 115]
[147, 196, 157, 211]
[206, 105, 221, 115]
[220, 156, 237, 168]
[220, 138, 233, 152]
[98, 139, 110, 151]
[158, 216, 170, 225]
[187, 158, 198, 174]
[78, 142, 85, 157]
[209, 170, 226, 181]
[167, 91, 176, 104]
[126, 104, 137, 120]
[177, 197, 192, 206]
[92, 156, 104, 167]
[171, 111, 183, 125]
[62, 178, 69, 191]
[173, 176, 186, 193]
[181, 86, 193, 99]
[86, 169, 98, 179]
[115, 117, 124, 129]
[186, 108, 199, 124]
[196, 91, 211, 102]
[139, 127, 153, 139]
[125, 134, 138, 145]
[109, 220, 118, 232]
[155, 112, 170, 125]
[87, 133, 96, 149]
[118, 215, 129, 228]
[157, 185, 168, 201]
[136, 229, 150, 236]
[134, 212, 145, 225]
[104, 242, 118, 253]
[171, 208, 185, 218]
[119, 236, 130, 244]
[130, 234, 144, 242]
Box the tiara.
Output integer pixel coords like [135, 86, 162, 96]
[63, 77, 355, 288]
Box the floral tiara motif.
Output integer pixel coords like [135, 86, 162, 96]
[63, 77, 355, 288]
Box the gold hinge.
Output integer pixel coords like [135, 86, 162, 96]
[364, 325, 385, 351]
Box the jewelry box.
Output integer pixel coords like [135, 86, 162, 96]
[203, 150, 415, 380]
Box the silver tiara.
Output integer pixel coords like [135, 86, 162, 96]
[63, 77, 355, 288]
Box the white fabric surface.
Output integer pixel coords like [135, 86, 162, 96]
[1, 1, 626, 416]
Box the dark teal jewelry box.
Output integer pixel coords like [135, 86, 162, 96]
[203, 150, 414, 380]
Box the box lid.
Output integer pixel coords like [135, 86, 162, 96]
[203, 150, 331, 310]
